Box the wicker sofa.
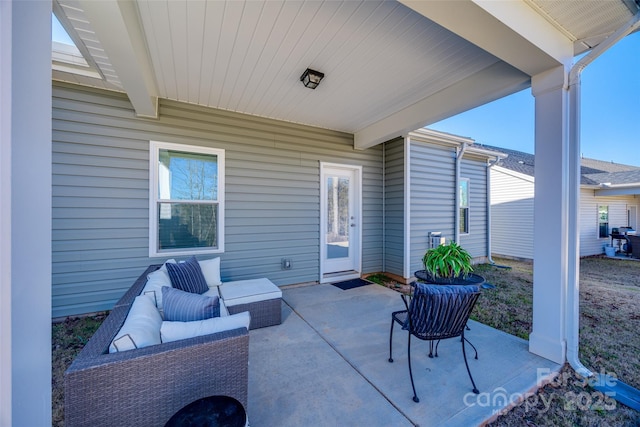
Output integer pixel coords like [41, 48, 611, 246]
[64, 265, 249, 427]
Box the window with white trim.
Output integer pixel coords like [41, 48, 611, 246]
[459, 178, 470, 234]
[149, 141, 224, 257]
[598, 205, 609, 238]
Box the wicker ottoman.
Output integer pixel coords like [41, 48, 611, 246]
[218, 278, 282, 329]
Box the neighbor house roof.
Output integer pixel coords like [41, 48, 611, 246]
[477, 144, 640, 186]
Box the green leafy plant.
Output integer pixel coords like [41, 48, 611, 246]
[422, 241, 472, 279]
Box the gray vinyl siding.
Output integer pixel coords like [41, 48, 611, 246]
[52, 82, 383, 318]
[408, 142, 456, 276]
[383, 138, 405, 277]
[490, 167, 535, 259]
[458, 158, 488, 258]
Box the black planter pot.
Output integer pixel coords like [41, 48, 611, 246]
[414, 270, 485, 286]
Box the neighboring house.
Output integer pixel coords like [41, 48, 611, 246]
[51, 82, 499, 318]
[485, 145, 640, 259]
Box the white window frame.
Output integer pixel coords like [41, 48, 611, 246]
[459, 178, 470, 235]
[149, 141, 225, 257]
[597, 205, 609, 239]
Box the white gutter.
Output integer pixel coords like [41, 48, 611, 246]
[454, 143, 469, 243]
[486, 156, 503, 264]
[566, 9, 640, 379]
[403, 136, 411, 279]
[599, 182, 640, 189]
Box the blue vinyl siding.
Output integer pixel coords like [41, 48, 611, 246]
[383, 138, 405, 277]
[409, 142, 456, 276]
[52, 82, 383, 317]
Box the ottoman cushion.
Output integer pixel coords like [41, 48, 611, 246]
[218, 278, 282, 306]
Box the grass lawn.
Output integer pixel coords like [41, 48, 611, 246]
[473, 256, 640, 426]
[53, 256, 640, 426]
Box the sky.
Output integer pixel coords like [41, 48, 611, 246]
[430, 32, 640, 166]
[52, 14, 74, 46]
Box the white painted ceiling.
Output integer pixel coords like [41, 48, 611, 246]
[52, 0, 638, 146]
[136, 0, 500, 132]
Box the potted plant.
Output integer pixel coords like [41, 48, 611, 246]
[416, 241, 485, 285]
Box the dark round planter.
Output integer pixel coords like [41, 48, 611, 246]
[414, 270, 485, 286]
[165, 396, 246, 427]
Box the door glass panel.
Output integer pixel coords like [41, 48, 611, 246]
[326, 176, 350, 259]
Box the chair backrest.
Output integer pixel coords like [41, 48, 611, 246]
[406, 283, 480, 341]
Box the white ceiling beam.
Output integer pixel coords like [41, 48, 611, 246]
[399, 0, 574, 76]
[354, 61, 530, 150]
[78, 0, 158, 118]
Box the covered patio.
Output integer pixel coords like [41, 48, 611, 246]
[2, 1, 639, 425]
[247, 283, 559, 426]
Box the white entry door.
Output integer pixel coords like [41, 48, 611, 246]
[320, 163, 362, 282]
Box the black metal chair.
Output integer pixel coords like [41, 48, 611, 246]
[388, 283, 481, 402]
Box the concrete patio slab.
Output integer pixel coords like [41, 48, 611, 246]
[248, 283, 561, 426]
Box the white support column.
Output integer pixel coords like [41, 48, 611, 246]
[0, 1, 52, 426]
[0, 2, 12, 424]
[528, 66, 569, 364]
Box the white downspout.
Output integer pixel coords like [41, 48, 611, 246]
[486, 158, 501, 264]
[454, 143, 468, 243]
[566, 10, 640, 378]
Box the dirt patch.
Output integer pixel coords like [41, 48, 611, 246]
[365, 273, 413, 295]
[52, 313, 106, 427]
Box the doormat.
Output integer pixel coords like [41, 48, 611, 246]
[331, 278, 372, 291]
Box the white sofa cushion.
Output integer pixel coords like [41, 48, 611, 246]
[109, 295, 163, 353]
[142, 268, 172, 310]
[198, 257, 222, 288]
[160, 311, 251, 343]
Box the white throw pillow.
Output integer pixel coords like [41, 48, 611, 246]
[109, 295, 163, 353]
[198, 257, 222, 288]
[160, 311, 250, 343]
[142, 269, 172, 310]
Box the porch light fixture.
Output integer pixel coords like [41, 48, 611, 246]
[300, 68, 324, 89]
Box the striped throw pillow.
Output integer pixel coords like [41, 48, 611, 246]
[162, 286, 220, 322]
[166, 256, 208, 294]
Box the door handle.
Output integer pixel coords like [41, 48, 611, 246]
[350, 223, 356, 227]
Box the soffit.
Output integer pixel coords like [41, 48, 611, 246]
[54, 0, 123, 90]
[52, 0, 637, 140]
[136, 0, 502, 133]
[52, 0, 507, 133]
[526, 0, 638, 52]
